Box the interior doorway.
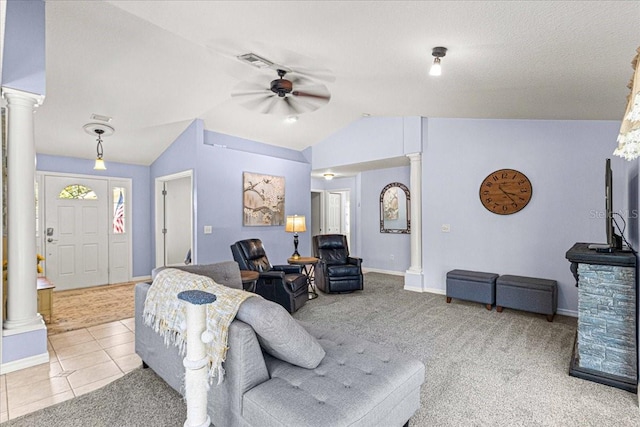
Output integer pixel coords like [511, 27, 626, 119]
[155, 170, 193, 268]
[310, 189, 351, 250]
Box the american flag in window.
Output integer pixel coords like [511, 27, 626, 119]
[113, 187, 125, 234]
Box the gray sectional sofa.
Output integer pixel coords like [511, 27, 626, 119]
[135, 261, 425, 426]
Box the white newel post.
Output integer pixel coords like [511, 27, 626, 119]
[3, 88, 44, 330]
[178, 290, 217, 427]
[405, 152, 423, 291]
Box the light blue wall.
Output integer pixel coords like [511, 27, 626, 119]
[150, 121, 312, 266]
[149, 120, 201, 266]
[1, 0, 46, 95]
[2, 329, 47, 363]
[312, 117, 420, 170]
[36, 154, 152, 277]
[360, 166, 411, 272]
[422, 118, 625, 313]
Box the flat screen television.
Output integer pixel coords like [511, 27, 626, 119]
[604, 158, 622, 250]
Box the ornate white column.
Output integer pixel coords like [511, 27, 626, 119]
[405, 152, 423, 291]
[3, 88, 44, 330]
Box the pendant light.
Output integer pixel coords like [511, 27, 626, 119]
[83, 122, 115, 170]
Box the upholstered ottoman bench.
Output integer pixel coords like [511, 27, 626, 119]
[446, 269, 499, 310]
[496, 274, 557, 322]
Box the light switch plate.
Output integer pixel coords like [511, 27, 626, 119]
[204, 225, 212, 234]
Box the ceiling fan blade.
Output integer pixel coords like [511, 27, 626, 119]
[283, 97, 300, 115]
[261, 96, 280, 114]
[291, 90, 331, 101]
[237, 94, 274, 111]
[231, 89, 272, 98]
[286, 65, 335, 83]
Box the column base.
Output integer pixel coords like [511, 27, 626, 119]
[3, 313, 44, 331]
[404, 269, 423, 292]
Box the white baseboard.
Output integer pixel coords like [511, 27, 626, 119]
[362, 268, 404, 276]
[131, 275, 151, 282]
[421, 287, 446, 296]
[1, 351, 49, 374]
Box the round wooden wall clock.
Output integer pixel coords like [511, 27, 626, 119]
[479, 169, 532, 215]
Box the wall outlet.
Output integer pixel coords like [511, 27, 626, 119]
[441, 224, 451, 233]
[204, 225, 212, 234]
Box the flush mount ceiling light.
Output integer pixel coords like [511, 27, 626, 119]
[429, 46, 448, 76]
[323, 173, 335, 180]
[83, 122, 115, 170]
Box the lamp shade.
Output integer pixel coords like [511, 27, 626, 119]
[93, 158, 106, 170]
[285, 215, 306, 233]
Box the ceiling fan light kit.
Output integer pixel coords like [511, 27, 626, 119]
[429, 46, 448, 76]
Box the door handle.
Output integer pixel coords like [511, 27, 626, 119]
[47, 238, 58, 243]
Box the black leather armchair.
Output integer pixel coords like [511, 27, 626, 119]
[230, 239, 308, 313]
[312, 234, 363, 293]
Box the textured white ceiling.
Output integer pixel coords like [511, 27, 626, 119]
[33, 1, 640, 166]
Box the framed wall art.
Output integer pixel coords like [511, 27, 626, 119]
[243, 172, 285, 226]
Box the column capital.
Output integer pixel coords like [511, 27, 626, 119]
[2, 87, 45, 106]
[406, 152, 422, 161]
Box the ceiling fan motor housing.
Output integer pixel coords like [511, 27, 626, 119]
[271, 78, 293, 97]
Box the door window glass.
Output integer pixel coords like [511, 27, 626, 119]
[58, 184, 97, 200]
[112, 187, 126, 234]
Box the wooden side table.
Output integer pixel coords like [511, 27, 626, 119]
[240, 270, 260, 293]
[37, 277, 55, 324]
[287, 256, 319, 299]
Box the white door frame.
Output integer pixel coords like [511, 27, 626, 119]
[38, 171, 133, 285]
[310, 188, 352, 250]
[154, 170, 194, 268]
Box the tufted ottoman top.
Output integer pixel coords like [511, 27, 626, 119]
[242, 322, 425, 427]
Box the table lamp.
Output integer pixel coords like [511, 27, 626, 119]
[285, 215, 306, 259]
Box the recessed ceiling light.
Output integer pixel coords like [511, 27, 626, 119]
[284, 115, 298, 124]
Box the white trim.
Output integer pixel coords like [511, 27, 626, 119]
[1, 320, 45, 336]
[1, 87, 44, 106]
[155, 170, 194, 268]
[419, 287, 446, 295]
[363, 267, 404, 276]
[132, 275, 151, 282]
[0, 351, 49, 374]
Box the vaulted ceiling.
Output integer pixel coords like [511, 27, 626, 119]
[34, 1, 640, 165]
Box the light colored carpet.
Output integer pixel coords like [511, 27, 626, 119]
[4, 273, 639, 426]
[47, 282, 136, 335]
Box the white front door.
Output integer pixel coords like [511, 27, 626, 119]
[44, 176, 109, 290]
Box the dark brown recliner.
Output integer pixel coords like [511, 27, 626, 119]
[312, 234, 363, 293]
[230, 239, 308, 313]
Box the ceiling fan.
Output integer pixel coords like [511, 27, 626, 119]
[231, 68, 331, 115]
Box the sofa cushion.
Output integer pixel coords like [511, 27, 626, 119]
[242, 322, 425, 427]
[236, 297, 325, 369]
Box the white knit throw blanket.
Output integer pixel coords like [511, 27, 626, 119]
[143, 268, 254, 384]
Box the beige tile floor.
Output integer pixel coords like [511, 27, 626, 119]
[0, 318, 141, 422]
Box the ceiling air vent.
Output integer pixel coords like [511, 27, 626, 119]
[237, 53, 273, 69]
[90, 113, 112, 123]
